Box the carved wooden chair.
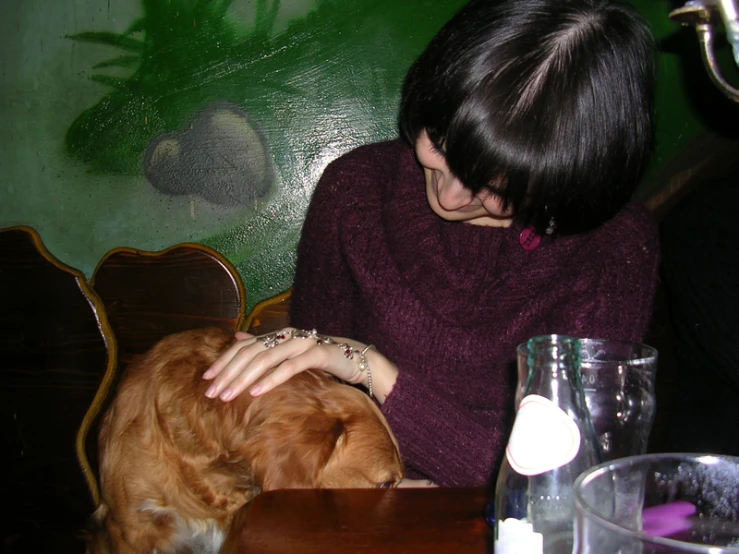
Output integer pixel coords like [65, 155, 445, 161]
[77, 242, 247, 507]
[0, 225, 115, 547]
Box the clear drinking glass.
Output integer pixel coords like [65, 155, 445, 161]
[517, 338, 658, 461]
[573, 453, 739, 553]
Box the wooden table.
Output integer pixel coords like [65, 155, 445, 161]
[221, 487, 493, 553]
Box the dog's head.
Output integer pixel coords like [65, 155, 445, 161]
[241, 370, 403, 491]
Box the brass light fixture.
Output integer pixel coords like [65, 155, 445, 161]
[670, 0, 739, 102]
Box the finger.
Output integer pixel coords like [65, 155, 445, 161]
[247, 348, 329, 397]
[210, 334, 311, 400]
[235, 331, 254, 340]
[202, 337, 258, 380]
[205, 342, 268, 398]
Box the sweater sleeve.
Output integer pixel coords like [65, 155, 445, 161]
[290, 146, 504, 487]
[381, 371, 507, 487]
[289, 154, 359, 338]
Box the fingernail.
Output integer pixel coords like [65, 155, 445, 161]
[249, 385, 263, 396]
[205, 385, 218, 398]
[220, 388, 234, 401]
[202, 368, 214, 379]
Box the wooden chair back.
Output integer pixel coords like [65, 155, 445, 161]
[77, 242, 246, 505]
[90, 243, 246, 366]
[0, 225, 114, 535]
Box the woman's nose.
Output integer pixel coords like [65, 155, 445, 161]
[437, 175, 473, 211]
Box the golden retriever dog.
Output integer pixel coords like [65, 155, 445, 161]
[85, 327, 403, 554]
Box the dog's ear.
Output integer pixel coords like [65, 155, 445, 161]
[243, 411, 346, 491]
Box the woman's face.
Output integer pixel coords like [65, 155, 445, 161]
[415, 130, 513, 227]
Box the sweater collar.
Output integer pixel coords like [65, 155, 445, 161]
[382, 143, 530, 325]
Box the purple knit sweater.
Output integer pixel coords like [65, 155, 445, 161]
[289, 140, 659, 487]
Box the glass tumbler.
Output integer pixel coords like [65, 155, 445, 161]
[517, 338, 658, 461]
[573, 453, 739, 553]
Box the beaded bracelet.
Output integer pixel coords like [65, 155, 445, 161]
[287, 328, 376, 398]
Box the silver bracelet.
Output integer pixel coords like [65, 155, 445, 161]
[358, 344, 376, 399]
[290, 329, 376, 398]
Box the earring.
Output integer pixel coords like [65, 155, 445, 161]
[545, 217, 556, 235]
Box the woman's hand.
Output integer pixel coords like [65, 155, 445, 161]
[203, 327, 390, 402]
[397, 479, 439, 488]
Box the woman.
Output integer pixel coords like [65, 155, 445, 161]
[203, 0, 659, 487]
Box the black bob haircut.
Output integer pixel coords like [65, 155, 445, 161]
[399, 0, 656, 236]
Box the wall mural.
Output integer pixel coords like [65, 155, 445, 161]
[2, 0, 737, 311]
[2, 0, 467, 310]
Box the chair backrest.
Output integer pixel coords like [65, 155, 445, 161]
[244, 287, 292, 334]
[89, 242, 246, 366]
[77, 242, 246, 506]
[0, 225, 114, 531]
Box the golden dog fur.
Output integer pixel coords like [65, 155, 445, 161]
[85, 327, 403, 554]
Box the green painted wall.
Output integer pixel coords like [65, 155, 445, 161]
[2, 0, 737, 311]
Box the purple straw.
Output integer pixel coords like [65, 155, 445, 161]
[642, 500, 697, 538]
